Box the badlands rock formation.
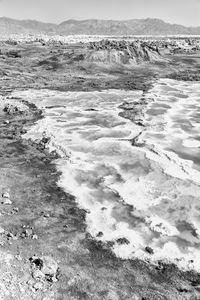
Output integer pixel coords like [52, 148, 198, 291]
[86, 40, 163, 64]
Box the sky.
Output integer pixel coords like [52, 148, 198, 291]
[0, 0, 200, 26]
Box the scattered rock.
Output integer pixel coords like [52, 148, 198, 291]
[7, 232, 14, 238]
[27, 278, 35, 286]
[106, 241, 115, 247]
[177, 287, 190, 293]
[33, 281, 43, 291]
[116, 238, 130, 245]
[0, 238, 5, 246]
[30, 255, 59, 282]
[2, 192, 10, 199]
[7, 232, 15, 240]
[136, 121, 144, 126]
[85, 108, 98, 111]
[13, 207, 19, 212]
[131, 295, 140, 300]
[32, 234, 38, 240]
[15, 255, 22, 261]
[96, 232, 103, 238]
[42, 212, 50, 218]
[30, 256, 43, 269]
[1, 198, 12, 205]
[63, 225, 77, 233]
[101, 207, 107, 211]
[41, 256, 58, 278]
[0, 227, 5, 234]
[32, 269, 45, 280]
[145, 246, 154, 255]
[21, 228, 33, 238]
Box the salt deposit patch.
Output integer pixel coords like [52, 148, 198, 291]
[141, 79, 200, 172]
[10, 83, 200, 272]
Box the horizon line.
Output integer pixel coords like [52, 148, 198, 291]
[0, 16, 200, 28]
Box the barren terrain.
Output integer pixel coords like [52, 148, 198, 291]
[0, 38, 200, 300]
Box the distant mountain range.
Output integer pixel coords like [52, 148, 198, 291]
[0, 17, 200, 36]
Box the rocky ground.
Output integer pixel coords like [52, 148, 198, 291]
[0, 39, 200, 299]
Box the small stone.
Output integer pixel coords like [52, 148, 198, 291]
[43, 212, 50, 218]
[7, 232, 14, 238]
[21, 228, 33, 238]
[41, 256, 58, 277]
[32, 269, 45, 280]
[20, 226, 33, 238]
[13, 207, 19, 212]
[4, 120, 10, 125]
[1, 198, 12, 205]
[145, 246, 154, 255]
[27, 278, 35, 286]
[116, 238, 130, 245]
[15, 255, 22, 261]
[96, 231, 103, 238]
[0, 227, 5, 234]
[2, 192, 10, 199]
[32, 234, 38, 240]
[30, 256, 43, 269]
[101, 207, 107, 211]
[19, 286, 25, 293]
[30, 255, 59, 281]
[107, 241, 115, 247]
[137, 121, 144, 126]
[0, 239, 5, 246]
[132, 295, 140, 300]
[33, 281, 43, 291]
[51, 276, 57, 283]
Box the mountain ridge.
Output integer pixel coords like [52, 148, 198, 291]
[0, 17, 200, 35]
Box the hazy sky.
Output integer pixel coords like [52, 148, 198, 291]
[0, 0, 200, 26]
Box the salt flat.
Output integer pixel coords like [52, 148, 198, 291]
[0, 37, 200, 299]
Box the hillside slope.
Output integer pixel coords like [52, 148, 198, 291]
[0, 17, 200, 36]
[58, 18, 200, 35]
[0, 17, 55, 34]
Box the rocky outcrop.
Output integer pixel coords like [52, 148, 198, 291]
[86, 40, 164, 65]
